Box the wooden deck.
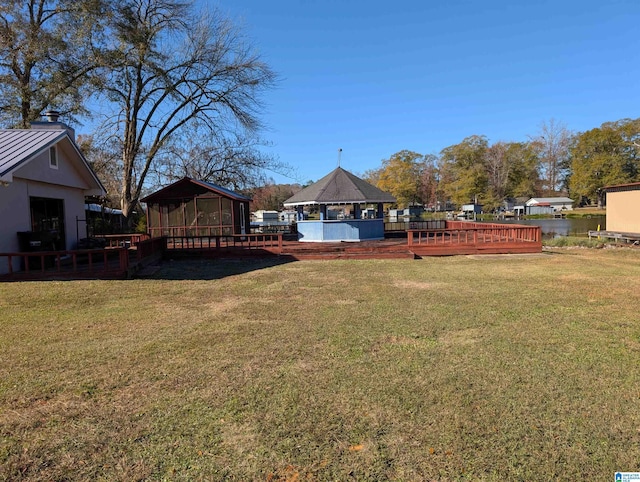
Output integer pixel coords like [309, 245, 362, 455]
[163, 222, 542, 260]
[0, 222, 542, 280]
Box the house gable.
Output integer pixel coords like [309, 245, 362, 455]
[12, 138, 96, 192]
[0, 128, 104, 196]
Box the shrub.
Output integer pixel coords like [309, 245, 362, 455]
[543, 235, 605, 248]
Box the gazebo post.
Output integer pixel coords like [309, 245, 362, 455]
[320, 204, 327, 220]
[353, 203, 361, 220]
[296, 205, 304, 221]
[377, 202, 384, 219]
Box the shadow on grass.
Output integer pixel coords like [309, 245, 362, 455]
[143, 256, 298, 280]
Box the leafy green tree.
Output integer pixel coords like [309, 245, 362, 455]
[0, 0, 107, 127]
[569, 118, 640, 207]
[375, 150, 427, 207]
[505, 142, 539, 198]
[438, 135, 489, 208]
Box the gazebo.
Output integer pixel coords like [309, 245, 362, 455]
[283, 167, 396, 242]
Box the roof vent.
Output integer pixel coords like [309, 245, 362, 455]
[45, 110, 60, 123]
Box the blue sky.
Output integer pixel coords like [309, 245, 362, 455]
[186, 1, 639, 184]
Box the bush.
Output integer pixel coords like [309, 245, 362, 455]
[543, 236, 605, 248]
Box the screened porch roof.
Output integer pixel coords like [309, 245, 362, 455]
[141, 177, 252, 204]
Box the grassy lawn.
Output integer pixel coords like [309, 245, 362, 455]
[1, 248, 640, 481]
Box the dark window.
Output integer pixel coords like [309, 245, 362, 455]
[29, 197, 65, 249]
[49, 146, 58, 169]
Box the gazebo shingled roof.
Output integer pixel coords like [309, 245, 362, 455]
[283, 167, 396, 206]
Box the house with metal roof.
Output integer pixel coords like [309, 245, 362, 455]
[141, 177, 252, 238]
[525, 197, 574, 214]
[604, 182, 640, 235]
[283, 167, 396, 242]
[0, 113, 106, 275]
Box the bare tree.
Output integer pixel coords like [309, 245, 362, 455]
[0, 0, 107, 127]
[485, 142, 510, 203]
[95, 0, 277, 219]
[76, 134, 122, 208]
[147, 129, 289, 192]
[531, 119, 573, 195]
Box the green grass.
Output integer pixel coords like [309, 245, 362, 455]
[2, 250, 640, 481]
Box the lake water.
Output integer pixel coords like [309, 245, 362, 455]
[484, 216, 606, 239]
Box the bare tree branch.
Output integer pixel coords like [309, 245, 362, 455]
[94, 0, 278, 218]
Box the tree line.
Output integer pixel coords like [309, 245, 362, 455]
[0, 0, 281, 222]
[364, 118, 640, 211]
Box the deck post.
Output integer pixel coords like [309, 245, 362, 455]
[119, 248, 129, 273]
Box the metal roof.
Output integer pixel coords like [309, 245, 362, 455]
[141, 177, 252, 203]
[604, 182, 640, 192]
[0, 129, 67, 179]
[283, 167, 396, 206]
[526, 197, 574, 205]
[0, 128, 105, 196]
[195, 179, 252, 201]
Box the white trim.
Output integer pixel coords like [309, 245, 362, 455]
[49, 145, 58, 169]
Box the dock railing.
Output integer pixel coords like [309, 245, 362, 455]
[407, 221, 541, 247]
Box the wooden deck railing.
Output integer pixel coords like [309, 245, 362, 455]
[384, 220, 447, 232]
[0, 236, 164, 281]
[408, 221, 541, 247]
[134, 236, 167, 261]
[165, 233, 283, 253]
[95, 233, 150, 248]
[0, 248, 130, 278]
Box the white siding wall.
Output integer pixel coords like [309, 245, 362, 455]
[0, 180, 89, 275]
[0, 179, 31, 274]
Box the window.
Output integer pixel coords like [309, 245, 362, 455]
[49, 146, 58, 169]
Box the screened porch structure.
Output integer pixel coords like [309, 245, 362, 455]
[141, 177, 252, 238]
